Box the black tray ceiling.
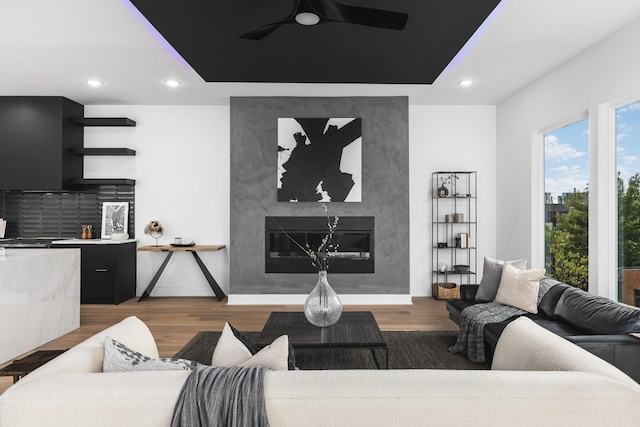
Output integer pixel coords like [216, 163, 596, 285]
[130, 0, 502, 85]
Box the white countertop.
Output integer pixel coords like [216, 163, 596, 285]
[0, 247, 79, 260]
[52, 239, 138, 245]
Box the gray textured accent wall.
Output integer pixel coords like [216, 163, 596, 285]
[230, 97, 409, 295]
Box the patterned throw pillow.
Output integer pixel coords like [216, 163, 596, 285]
[103, 336, 198, 372]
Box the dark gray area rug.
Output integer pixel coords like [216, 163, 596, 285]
[174, 331, 489, 370]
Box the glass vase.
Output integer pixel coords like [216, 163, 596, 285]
[304, 271, 343, 327]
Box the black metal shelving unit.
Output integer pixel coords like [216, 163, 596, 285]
[432, 171, 478, 294]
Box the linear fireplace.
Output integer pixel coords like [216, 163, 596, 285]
[265, 216, 374, 273]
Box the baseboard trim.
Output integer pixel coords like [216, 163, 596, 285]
[410, 284, 432, 297]
[227, 294, 412, 305]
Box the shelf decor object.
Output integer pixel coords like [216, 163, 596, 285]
[437, 186, 449, 198]
[431, 171, 477, 296]
[436, 173, 458, 198]
[432, 282, 460, 300]
[144, 221, 164, 246]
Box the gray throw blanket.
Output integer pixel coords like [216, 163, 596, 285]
[171, 365, 270, 427]
[450, 277, 558, 363]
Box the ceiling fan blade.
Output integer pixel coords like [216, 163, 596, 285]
[309, 0, 407, 30]
[239, 22, 285, 40]
[239, 0, 301, 40]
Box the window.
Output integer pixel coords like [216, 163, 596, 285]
[543, 118, 589, 290]
[616, 100, 640, 305]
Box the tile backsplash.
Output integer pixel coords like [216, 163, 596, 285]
[0, 185, 134, 239]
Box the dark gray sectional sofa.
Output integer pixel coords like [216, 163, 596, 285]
[446, 281, 640, 382]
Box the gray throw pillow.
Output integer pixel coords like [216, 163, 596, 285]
[475, 256, 527, 302]
[103, 336, 198, 372]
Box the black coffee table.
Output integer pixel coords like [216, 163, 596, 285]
[256, 311, 389, 369]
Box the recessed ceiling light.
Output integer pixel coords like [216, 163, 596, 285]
[86, 79, 103, 87]
[164, 79, 181, 87]
[458, 80, 473, 87]
[295, 12, 320, 26]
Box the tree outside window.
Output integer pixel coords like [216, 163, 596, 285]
[617, 101, 640, 304]
[544, 119, 589, 290]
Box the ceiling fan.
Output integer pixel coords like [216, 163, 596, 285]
[239, 0, 408, 40]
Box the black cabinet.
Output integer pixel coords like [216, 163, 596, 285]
[0, 97, 84, 190]
[63, 242, 137, 304]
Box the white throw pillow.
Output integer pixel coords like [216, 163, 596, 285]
[238, 335, 289, 371]
[494, 264, 545, 313]
[211, 322, 290, 371]
[210, 323, 255, 367]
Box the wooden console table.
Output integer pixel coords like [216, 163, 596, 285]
[137, 245, 226, 302]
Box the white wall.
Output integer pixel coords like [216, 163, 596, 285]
[496, 17, 640, 295]
[84, 105, 230, 297]
[410, 106, 497, 295]
[84, 104, 497, 298]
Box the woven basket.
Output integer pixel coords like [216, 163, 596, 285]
[432, 282, 460, 300]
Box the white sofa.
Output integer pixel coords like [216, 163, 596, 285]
[1, 315, 639, 427]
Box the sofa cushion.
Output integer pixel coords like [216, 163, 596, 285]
[553, 287, 640, 334]
[530, 317, 582, 337]
[483, 314, 583, 359]
[103, 337, 197, 372]
[483, 316, 521, 350]
[475, 256, 527, 302]
[566, 335, 640, 383]
[494, 264, 545, 313]
[537, 281, 571, 318]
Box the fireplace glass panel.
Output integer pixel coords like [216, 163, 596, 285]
[265, 216, 374, 273]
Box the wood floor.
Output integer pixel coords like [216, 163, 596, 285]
[0, 296, 456, 395]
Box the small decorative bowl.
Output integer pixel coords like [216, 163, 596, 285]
[453, 264, 470, 273]
[110, 232, 129, 241]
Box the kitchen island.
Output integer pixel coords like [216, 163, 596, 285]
[0, 248, 80, 364]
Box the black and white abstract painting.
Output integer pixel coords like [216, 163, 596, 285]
[277, 118, 362, 202]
